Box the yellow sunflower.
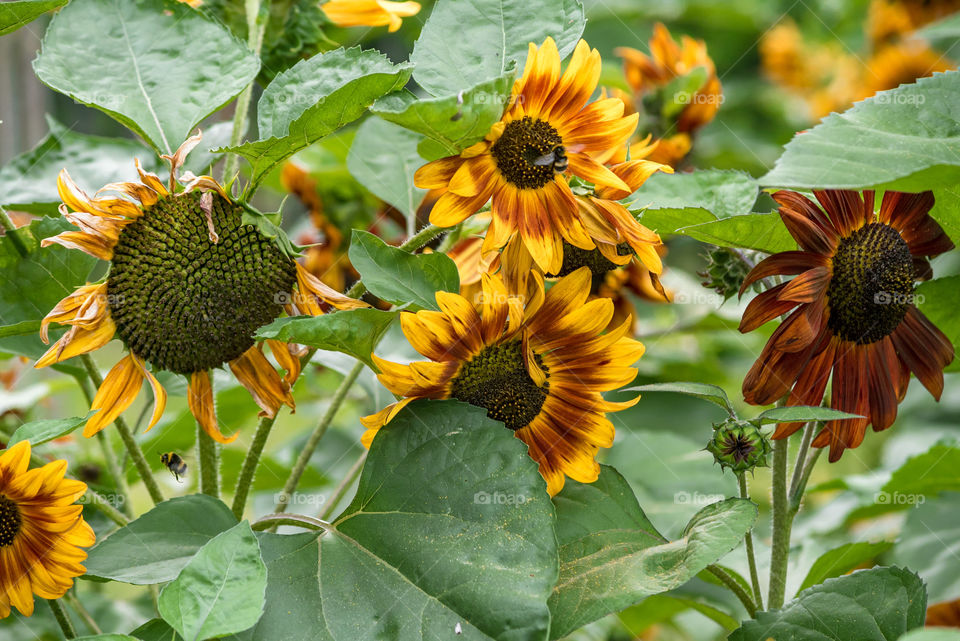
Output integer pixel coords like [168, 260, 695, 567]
[859, 40, 953, 98]
[321, 0, 421, 32]
[0, 441, 95, 618]
[361, 268, 645, 495]
[616, 23, 723, 134]
[868, 0, 960, 48]
[35, 133, 365, 443]
[414, 37, 640, 273]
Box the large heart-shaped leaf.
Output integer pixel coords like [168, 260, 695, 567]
[410, 0, 585, 96]
[633, 170, 758, 219]
[761, 71, 960, 191]
[34, 0, 259, 155]
[799, 541, 893, 592]
[225, 47, 412, 188]
[728, 567, 927, 640]
[548, 466, 758, 639]
[85, 494, 239, 584]
[236, 400, 558, 641]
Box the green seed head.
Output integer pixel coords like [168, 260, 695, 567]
[707, 419, 771, 473]
[108, 191, 297, 375]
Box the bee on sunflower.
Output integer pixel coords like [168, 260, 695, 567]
[414, 37, 649, 275]
[34, 133, 365, 443]
[0, 441, 95, 618]
[739, 189, 954, 461]
[361, 268, 645, 496]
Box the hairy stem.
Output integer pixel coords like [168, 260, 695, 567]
[48, 598, 76, 639]
[80, 355, 164, 505]
[197, 425, 221, 499]
[738, 473, 763, 611]
[273, 361, 364, 513]
[223, 0, 270, 187]
[64, 592, 101, 636]
[0, 204, 29, 257]
[707, 565, 757, 617]
[231, 414, 278, 520]
[768, 437, 791, 609]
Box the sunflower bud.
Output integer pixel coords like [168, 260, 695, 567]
[707, 419, 771, 473]
[699, 246, 753, 300]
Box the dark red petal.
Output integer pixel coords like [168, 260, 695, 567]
[880, 191, 934, 229]
[739, 282, 799, 333]
[814, 189, 867, 236]
[890, 306, 954, 399]
[740, 251, 827, 296]
[813, 344, 870, 462]
[773, 190, 839, 253]
[778, 266, 831, 303]
[867, 340, 898, 431]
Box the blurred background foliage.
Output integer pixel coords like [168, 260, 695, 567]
[2, 0, 960, 639]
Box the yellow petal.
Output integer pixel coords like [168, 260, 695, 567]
[189, 370, 238, 444]
[229, 345, 295, 418]
[83, 354, 144, 437]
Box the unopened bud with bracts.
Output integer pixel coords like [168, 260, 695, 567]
[698, 246, 754, 301]
[707, 419, 771, 473]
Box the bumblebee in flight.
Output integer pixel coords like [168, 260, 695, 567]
[160, 452, 187, 482]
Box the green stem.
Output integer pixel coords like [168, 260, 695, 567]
[252, 513, 332, 532]
[0, 204, 29, 257]
[231, 414, 278, 519]
[48, 598, 76, 639]
[707, 565, 757, 617]
[96, 432, 135, 518]
[273, 361, 364, 513]
[319, 450, 367, 520]
[789, 421, 816, 499]
[768, 437, 791, 609]
[738, 472, 763, 611]
[345, 224, 446, 300]
[197, 424, 220, 499]
[223, 0, 269, 188]
[790, 447, 822, 513]
[79, 355, 164, 505]
[64, 592, 101, 636]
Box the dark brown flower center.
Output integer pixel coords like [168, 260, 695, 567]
[449, 340, 548, 431]
[490, 116, 565, 190]
[0, 495, 22, 547]
[826, 222, 914, 345]
[548, 242, 633, 291]
[108, 191, 297, 374]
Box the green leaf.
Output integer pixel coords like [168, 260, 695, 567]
[0, 320, 40, 339]
[348, 229, 459, 310]
[0, 0, 67, 37]
[548, 466, 758, 639]
[9, 413, 93, 446]
[255, 309, 398, 369]
[85, 494, 238, 584]
[371, 68, 516, 158]
[799, 541, 894, 592]
[227, 532, 322, 641]
[625, 382, 734, 416]
[410, 0, 585, 95]
[891, 492, 960, 604]
[929, 185, 960, 250]
[0, 117, 162, 215]
[33, 0, 259, 155]
[634, 170, 757, 220]
[73, 636, 139, 641]
[241, 400, 558, 641]
[756, 406, 863, 424]
[347, 118, 427, 220]
[226, 47, 412, 188]
[916, 277, 960, 372]
[664, 211, 798, 254]
[883, 441, 960, 500]
[130, 619, 184, 641]
[728, 567, 927, 641]
[661, 67, 709, 120]
[917, 11, 960, 43]
[158, 522, 267, 641]
[0, 217, 97, 359]
[761, 71, 960, 191]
